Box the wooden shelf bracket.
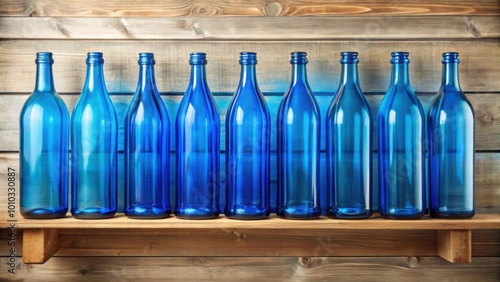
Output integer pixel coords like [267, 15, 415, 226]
[22, 228, 60, 264]
[437, 229, 472, 263]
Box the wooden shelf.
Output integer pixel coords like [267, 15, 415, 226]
[15, 213, 500, 265]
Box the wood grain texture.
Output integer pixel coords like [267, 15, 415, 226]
[22, 229, 59, 264]
[437, 229, 472, 263]
[1, 93, 499, 152]
[0, 40, 499, 93]
[1, 16, 498, 40]
[0, 0, 498, 16]
[0, 257, 499, 281]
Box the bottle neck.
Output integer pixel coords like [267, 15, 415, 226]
[390, 63, 410, 86]
[189, 64, 208, 90]
[442, 62, 461, 91]
[239, 64, 258, 91]
[340, 63, 359, 86]
[84, 63, 106, 93]
[291, 63, 307, 85]
[34, 63, 55, 92]
[138, 64, 155, 93]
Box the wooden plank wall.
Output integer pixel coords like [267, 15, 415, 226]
[0, 0, 499, 280]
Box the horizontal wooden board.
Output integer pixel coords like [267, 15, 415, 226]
[1, 93, 499, 151]
[0, 40, 499, 93]
[1, 1, 499, 16]
[1, 16, 499, 40]
[1, 150, 499, 216]
[0, 256, 499, 281]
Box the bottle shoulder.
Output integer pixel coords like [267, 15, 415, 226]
[21, 91, 69, 117]
[279, 84, 319, 113]
[379, 85, 423, 115]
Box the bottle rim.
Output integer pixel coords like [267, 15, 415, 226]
[340, 51, 359, 64]
[442, 52, 460, 64]
[86, 52, 105, 65]
[390, 52, 410, 64]
[189, 52, 207, 65]
[35, 52, 54, 64]
[239, 52, 258, 65]
[138, 52, 156, 65]
[290, 51, 308, 64]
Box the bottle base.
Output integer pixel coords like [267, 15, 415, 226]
[72, 208, 116, 219]
[21, 208, 67, 219]
[327, 208, 373, 219]
[277, 206, 321, 219]
[225, 207, 270, 220]
[430, 210, 475, 219]
[175, 207, 220, 220]
[380, 208, 425, 220]
[125, 209, 171, 219]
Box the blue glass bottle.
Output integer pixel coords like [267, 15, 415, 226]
[175, 52, 220, 219]
[326, 52, 373, 219]
[71, 52, 118, 219]
[277, 52, 321, 219]
[429, 52, 475, 219]
[124, 53, 171, 219]
[225, 52, 271, 220]
[20, 52, 69, 219]
[378, 52, 425, 219]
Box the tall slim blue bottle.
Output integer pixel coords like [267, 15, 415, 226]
[378, 52, 425, 220]
[124, 53, 171, 219]
[20, 52, 69, 219]
[71, 52, 118, 219]
[326, 52, 373, 219]
[277, 52, 321, 219]
[225, 52, 271, 220]
[175, 52, 220, 219]
[429, 52, 475, 219]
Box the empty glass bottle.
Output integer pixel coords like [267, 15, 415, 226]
[20, 52, 69, 219]
[378, 52, 425, 219]
[71, 52, 118, 219]
[175, 52, 220, 219]
[124, 53, 171, 219]
[429, 52, 475, 219]
[277, 51, 321, 219]
[225, 52, 271, 220]
[326, 52, 373, 219]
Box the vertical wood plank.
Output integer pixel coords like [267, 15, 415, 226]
[22, 229, 59, 264]
[437, 230, 472, 263]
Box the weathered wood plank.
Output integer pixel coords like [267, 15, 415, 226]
[0, 1, 498, 17]
[22, 229, 59, 264]
[0, 40, 498, 93]
[1, 256, 499, 281]
[1, 93, 499, 151]
[3, 229, 498, 257]
[1, 16, 498, 40]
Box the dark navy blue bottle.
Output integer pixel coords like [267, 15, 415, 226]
[20, 52, 69, 219]
[124, 53, 171, 219]
[429, 52, 475, 219]
[277, 52, 321, 219]
[378, 52, 425, 220]
[327, 52, 373, 219]
[71, 52, 118, 219]
[225, 52, 271, 220]
[175, 52, 220, 219]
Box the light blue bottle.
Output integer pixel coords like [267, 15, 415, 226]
[429, 52, 475, 219]
[124, 53, 171, 219]
[71, 52, 118, 219]
[277, 52, 321, 219]
[225, 52, 271, 220]
[175, 52, 220, 219]
[327, 52, 373, 219]
[378, 52, 425, 220]
[20, 52, 69, 219]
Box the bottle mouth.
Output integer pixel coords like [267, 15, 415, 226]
[189, 52, 207, 65]
[239, 52, 257, 65]
[390, 52, 410, 64]
[138, 52, 156, 65]
[35, 52, 54, 64]
[86, 52, 104, 64]
[340, 51, 359, 64]
[290, 51, 308, 64]
[442, 52, 460, 64]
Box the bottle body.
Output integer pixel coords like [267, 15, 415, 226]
[327, 52, 372, 219]
[277, 52, 321, 219]
[71, 52, 118, 219]
[225, 52, 271, 219]
[124, 53, 171, 219]
[20, 52, 69, 218]
[377, 52, 425, 219]
[429, 52, 474, 218]
[175, 53, 220, 219]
